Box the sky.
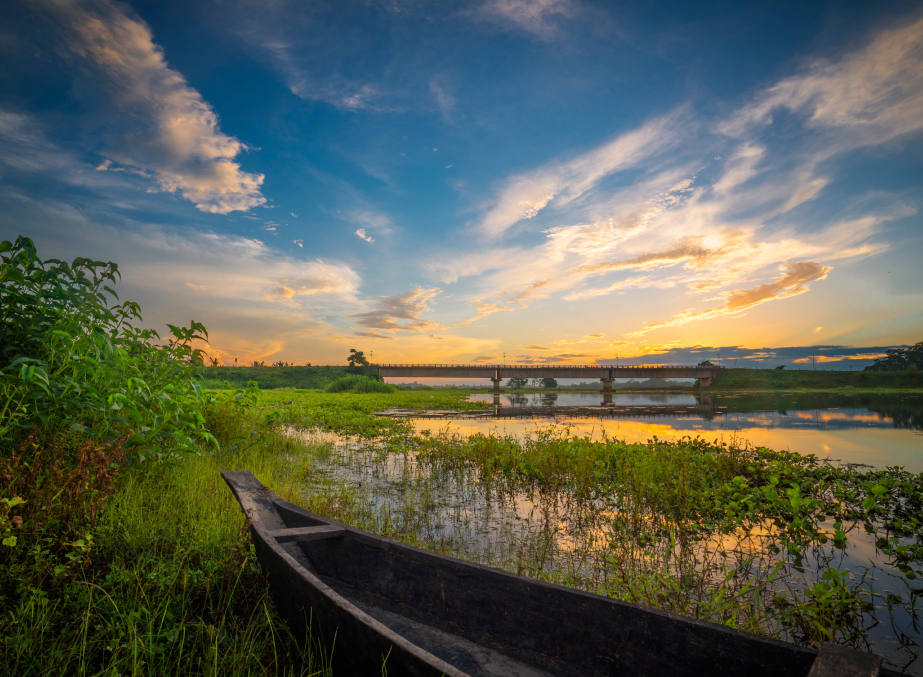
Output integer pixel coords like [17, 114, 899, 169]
[1, 0, 922, 369]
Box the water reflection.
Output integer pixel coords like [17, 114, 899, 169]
[472, 391, 923, 430]
[285, 425, 922, 674]
[409, 391, 923, 472]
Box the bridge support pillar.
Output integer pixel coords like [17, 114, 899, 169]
[600, 378, 614, 393]
[491, 378, 502, 394]
[698, 377, 712, 388]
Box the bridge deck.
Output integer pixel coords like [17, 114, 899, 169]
[377, 364, 722, 381]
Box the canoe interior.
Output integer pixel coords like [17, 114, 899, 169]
[223, 471, 896, 677]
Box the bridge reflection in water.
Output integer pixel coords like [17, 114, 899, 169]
[384, 395, 722, 421]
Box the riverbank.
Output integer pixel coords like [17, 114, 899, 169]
[707, 368, 923, 390]
[1, 399, 334, 676]
[199, 365, 376, 390]
[200, 365, 923, 393]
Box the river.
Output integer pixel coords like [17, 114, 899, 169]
[400, 391, 923, 472]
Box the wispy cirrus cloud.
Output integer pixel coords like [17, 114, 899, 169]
[476, 0, 576, 39]
[720, 16, 923, 146]
[476, 112, 682, 237]
[40, 0, 265, 214]
[628, 261, 831, 337]
[257, 37, 386, 111]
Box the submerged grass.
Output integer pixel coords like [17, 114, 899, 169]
[262, 390, 922, 672]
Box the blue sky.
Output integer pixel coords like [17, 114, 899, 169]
[1, 0, 921, 367]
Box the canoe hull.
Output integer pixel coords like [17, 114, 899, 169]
[222, 471, 892, 677]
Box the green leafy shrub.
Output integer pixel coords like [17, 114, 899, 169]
[323, 375, 395, 394]
[0, 236, 215, 462]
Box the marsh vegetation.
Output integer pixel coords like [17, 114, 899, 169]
[258, 387, 922, 673]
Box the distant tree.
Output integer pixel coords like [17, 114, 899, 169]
[697, 360, 715, 367]
[251, 360, 265, 367]
[272, 360, 287, 367]
[347, 349, 370, 367]
[776, 365, 786, 371]
[539, 377, 558, 389]
[864, 342, 923, 372]
[506, 377, 528, 389]
[209, 356, 220, 367]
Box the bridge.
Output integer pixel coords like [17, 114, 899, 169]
[377, 364, 724, 391]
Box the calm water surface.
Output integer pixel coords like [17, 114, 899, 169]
[407, 391, 923, 472]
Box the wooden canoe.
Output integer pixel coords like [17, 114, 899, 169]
[222, 470, 891, 677]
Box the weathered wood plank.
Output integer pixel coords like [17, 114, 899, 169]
[269, 525, 346, 543]
[807, 644, 882, 677]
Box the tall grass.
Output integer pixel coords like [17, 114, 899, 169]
[323, 375, 395, 394]
[1, 402, 333, 676]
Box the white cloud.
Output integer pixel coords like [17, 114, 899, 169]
[43, 0, 265, 214]
[348, 209, 392, 235]
[241, 32, 386, 111]
[712, 144, 764, 194]
[628, 261, 831, 337]
[721, 16, 923, 147]
[476, 111, 681, 237]
[430, 77, 456, 121]
[477, 0, 576, 39]
[355, 229, 374, 242]
[433, 16, 923, 339]
[351, 288, 443, 333]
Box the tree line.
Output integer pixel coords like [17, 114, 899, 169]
[864, 342, 923, 372]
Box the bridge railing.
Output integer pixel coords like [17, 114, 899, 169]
[376, 364, 723, 369]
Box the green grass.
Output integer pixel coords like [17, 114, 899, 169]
[198, 365, 376, 391]
[0, 403, 333, 677]
[707, 368, 923, 391]
[244, 387, 487, 437]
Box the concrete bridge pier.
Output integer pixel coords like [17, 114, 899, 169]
[491, 378, 502, 394]
[600, 378, 614, 393]
[698, 376, 713, 388]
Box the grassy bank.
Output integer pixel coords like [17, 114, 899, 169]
[200, 365, 923, 393]
[708, 368, 923, 391]
[1, 399, 338, 676]
[197, 365, 378, 391]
